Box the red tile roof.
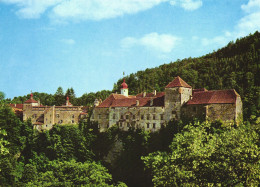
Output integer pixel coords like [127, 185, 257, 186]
[25, 93, 38, 103]
[10, 104, 23, 109]
[24, 98, 38, 103]
[193, 88, 208, 94]
[97, 92, 165, 108]
[187, 89, 239, 105]
[165, 76, 192, 88]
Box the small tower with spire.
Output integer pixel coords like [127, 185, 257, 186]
[66, 96, 72, 106]
[121, 79, 128, 97]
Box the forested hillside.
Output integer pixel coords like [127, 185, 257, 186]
[113, 31, 260, 120]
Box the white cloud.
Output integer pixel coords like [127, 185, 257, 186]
[1, 0, 202, 21]
[237, 12, 260, 37]
[241, 0, 260, 13]
[52, 0, 168, 21]
[0, 0, 62, 18]
[60, 39, 75, 45]
[121, 32, 180, 53]
[201, 0, 260, 47]
[237, 0, 260, 37]
[170, 0, 202, 11]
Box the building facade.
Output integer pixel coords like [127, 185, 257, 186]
[91, 76, 243, 132]
[12, 94, 87, 131]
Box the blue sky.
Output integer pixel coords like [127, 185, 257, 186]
[0, 0, 259, 99]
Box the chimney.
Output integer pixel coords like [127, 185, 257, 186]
[143, 92, 146, 97]
[136, 100, 139, 106]
[150, 99, 153, 106]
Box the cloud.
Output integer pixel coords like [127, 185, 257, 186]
[0, 0, 62, 18]
[201, 0, 260, 47]
[170, 0, 202, 11]
[237, 0, 260, 37]
[60, 39, 76, 45]
[1, 0, 202, 21]
[121, 32, 181, 53]
[241, 0, 260, 13]
[52, 0, 168, 21]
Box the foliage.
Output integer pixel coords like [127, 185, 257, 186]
[143, 121, 260, 186]
[24, 160, 126, 186]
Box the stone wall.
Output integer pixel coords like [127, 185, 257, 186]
[181, 104, 207, 121]
[91, 108, 110, 131]
[23, 104, 83, 130]
[235, 96, 243, 122]
[164, 87, 192, 121]
[206, 103, 236, 122]
[91, 106, 165, 132]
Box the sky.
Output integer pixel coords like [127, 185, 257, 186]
[0, 0, 259, 99]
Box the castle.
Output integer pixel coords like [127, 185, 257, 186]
[91, 76, 243, 132]
[10, 94, 87, 131]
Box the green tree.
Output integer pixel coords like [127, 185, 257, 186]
[54, 87, 65, 106]
[143, 121, 260, 186]
[25, 160, 126, 186]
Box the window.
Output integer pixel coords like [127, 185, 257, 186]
[98, 114, 101, 119]
[193, 107, 197, 112]
[127, 123, 130, 127]
[153, 123, 156, 129]
[120, 122, 123, 127]
[147, 123, 150, 128]
[33, 114, 37, 118]
[72, 115, 75, 118]
[56, 114, 60, 118]
[153, 115, 156, 120]
[133, 115, 135, 119]
[141, 115, 144, 120]
[107, 124, 109, 128]
[113, 114, 116, 119]
[72, 120, 74, 123]
[126, 115, 129, 119]
[147, 114, 150, 120]
[121, 115, 124, 119]
[160, 114, 164, 120]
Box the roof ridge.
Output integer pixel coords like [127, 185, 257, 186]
[165, 76, 192, 88]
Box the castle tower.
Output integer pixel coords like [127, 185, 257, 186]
[121, 79, 128, 97]
[23, 93, 39, 121]
[164, 76, 192, 121]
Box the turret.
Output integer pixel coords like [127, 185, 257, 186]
[121, 79, 128, 97]
[164, 76, 192, 121]
[66, 96, 73, 106]
[23, 93, 39, 121]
